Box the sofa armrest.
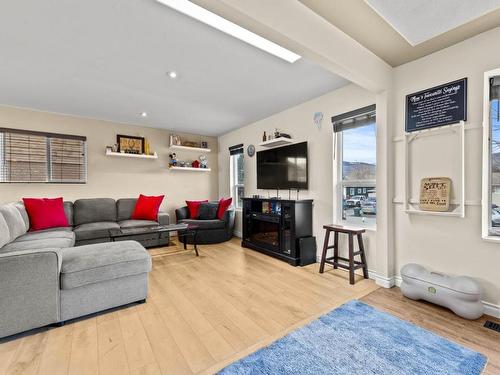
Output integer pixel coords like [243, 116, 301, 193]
[157, 211, 170, 226]
[0, 248, 62, 338]
[176, 206, 190, 222]
[221, 209, 235, 229]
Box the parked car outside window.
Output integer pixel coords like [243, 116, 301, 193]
[345, 195, 366, 207]
[361, 197, 377, 215]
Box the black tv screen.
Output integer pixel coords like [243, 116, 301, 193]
[257, 142, 308, 190]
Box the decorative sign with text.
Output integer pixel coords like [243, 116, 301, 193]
[419, 177, 451, 212]
[405, 78, 467, 132]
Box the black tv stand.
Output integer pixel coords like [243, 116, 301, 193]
[241, 198, 316, 266]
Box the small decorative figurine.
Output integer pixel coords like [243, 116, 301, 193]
[199, 155, 208, 168]
[169, 153, 177, 167]
[192, 159, 200, 168]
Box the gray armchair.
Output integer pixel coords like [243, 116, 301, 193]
[175, 204, 235, 244]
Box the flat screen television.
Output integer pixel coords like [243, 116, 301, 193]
[257, 142, 308, 190]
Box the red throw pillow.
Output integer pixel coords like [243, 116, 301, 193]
[23, 197, 69, 231]
[217, 197, 232, 219]
[131, 194, 165, 221]
[186, 200, 208, 219]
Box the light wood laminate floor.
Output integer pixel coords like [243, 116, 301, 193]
[361, 287, 500, 375]
[0, 238, 378, 375]
[1, 238, 497, 374]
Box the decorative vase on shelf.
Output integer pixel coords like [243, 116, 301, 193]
[262, 131, 267, 142]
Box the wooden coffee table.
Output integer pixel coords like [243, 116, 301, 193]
[109, 223, 199, 256]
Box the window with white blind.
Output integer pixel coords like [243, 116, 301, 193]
[0, 128, 87, 183]
[332, 105, 376, 228]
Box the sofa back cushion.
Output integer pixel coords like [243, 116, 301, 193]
[13, 202, 30, 231]
[117, 198, 137, 221]
[0, 204, 27, 241]
[0, 213, 10, 248]
[197, 202, 219, 220]
[64, 201, 74, 226]
[74, 198, 117, 226]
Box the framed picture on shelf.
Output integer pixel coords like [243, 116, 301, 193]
[170, 134, 182, 146]
[117, 135, 145, 154]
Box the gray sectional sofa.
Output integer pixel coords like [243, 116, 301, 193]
[0, 197, 167, 339]
[176, 202, 234, 244]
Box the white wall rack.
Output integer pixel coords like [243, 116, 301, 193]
[404, 121, 465, 217]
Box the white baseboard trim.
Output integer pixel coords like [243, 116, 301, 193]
[313, 258, 500, 318]
[483, 301, 500, 318]
[368, 270, 397, 288]
[233, 230, 242, 238]
[376, 274, 500, 319]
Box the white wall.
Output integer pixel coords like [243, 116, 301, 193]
[0, 105, 219, 217]
[218, 84, 378, 271]
[392, 27, 500, 307]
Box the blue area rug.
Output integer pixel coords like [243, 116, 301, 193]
[218, 300, 487, 375]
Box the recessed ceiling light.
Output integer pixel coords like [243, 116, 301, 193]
[155, 0, 301, 63]
[167, 71, 178, 79]
[140, 112, 148, 118]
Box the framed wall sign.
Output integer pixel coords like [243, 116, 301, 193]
[117, 134, 145, 154]
[405, 78, 467, 132]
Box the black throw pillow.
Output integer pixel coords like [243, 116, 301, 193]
[197, 202, 219, 220]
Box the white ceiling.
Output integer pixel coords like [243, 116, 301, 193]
[365, 0, 500, 45]
[0, 0, 347, 136]
[301, 0, 500, 66]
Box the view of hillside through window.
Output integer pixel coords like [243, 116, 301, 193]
[341, 122, 376, 227]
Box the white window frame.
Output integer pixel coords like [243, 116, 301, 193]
[230, 152, 244, 210]
[482, 68, 500, 242]
[334, 121, 377, 229]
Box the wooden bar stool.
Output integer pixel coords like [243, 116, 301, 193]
[319, 224, 368, 285]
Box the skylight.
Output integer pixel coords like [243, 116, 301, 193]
[155, 0, 301, 63]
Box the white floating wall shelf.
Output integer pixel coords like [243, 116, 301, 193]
[106, 150, 158, 159]
[169, 166, 211, 172]
[258, 137, 293, 148]
[170, 145, 211, 153]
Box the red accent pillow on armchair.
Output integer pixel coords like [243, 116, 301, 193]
[23, 197, 69, 231]
[217, 197, 232, 219]
[186, 200, 208, 219]
[131, 194, 165, 221]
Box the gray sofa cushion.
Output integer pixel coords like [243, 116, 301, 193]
[178, 219, 225, 230]
[119, 219, 158, 229]
[60, 240, 151, 289]
[13, 202, 30, 231]
[117, 198, 137, 221]
[0, 213, 10, 248]
[0, 204, 27, 241]
[73, 221, 119, 241]
[1, 237, 75, 253]
[64, 201, 74, 226]
[198, 202, 219, 220]
[73, 198, 116, 226]
[15, 229, 75, 242]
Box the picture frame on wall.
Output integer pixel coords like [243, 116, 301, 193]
[117, 134, 145, 154]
